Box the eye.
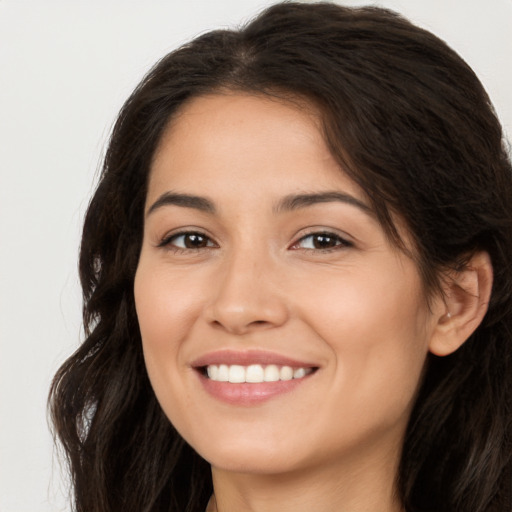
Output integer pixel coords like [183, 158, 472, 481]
[159, 231, 216, 250]
[291, 232, 352, 251]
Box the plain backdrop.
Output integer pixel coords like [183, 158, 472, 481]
[0, 1, 510, 511]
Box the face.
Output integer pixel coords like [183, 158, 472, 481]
[134, 93, 440, 477]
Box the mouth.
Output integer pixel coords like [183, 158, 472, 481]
[192, 350, 319, 405]
[199, 364, 316, 383]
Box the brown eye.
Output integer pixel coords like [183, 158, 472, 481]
[293, 232, 352, 251]
[161, 232, 216, 250]
[181, 233, 210, 248]
[310, 234, 339, 249]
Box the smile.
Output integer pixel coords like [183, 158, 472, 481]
[205, 364, 313, 383]
[192, 351, 318, 405]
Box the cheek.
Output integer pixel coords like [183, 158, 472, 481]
[134, 263, 199, 349]
[299, 262, 428, 341]
[296, 263, 431, 415]
[133, 263, 201, 408]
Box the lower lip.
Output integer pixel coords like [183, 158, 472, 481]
[197, 372, 312, 405]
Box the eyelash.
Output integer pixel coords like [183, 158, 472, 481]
[291, 231, 353, 252]
[158, 230, 353, 254]
[158, 231, 217, 253]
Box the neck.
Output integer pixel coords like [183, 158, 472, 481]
[209, 442, 405, 512]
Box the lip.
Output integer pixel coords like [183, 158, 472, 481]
[191, 350, 318, 406]
[191, 349, 317, 368]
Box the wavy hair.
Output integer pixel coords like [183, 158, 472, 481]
[49, 3, 512, 511]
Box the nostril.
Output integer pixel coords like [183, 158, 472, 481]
[206, 296, 289, 334]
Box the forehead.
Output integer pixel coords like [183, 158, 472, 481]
[148, 92, 365, 203]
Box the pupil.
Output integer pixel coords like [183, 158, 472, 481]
[185, 233, 206, 248]
[314, 234, 336, 248]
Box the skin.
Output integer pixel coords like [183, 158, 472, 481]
[134, 93, 456, 512]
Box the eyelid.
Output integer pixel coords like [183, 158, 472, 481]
[157, 228, 218, 250]
[289, 229, 354, 251]
[155, 226, 353, 252]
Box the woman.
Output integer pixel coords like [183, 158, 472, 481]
[49, 2, 512, 511]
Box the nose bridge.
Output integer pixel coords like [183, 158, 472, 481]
[206, 239, 288, 333]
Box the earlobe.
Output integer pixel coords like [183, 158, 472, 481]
[429, 252, 493, 357]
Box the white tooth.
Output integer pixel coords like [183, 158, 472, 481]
[280, 366, 293, 381]
[228, 365, 246, 383]
[207, 365, 218, 380]
[217, 364, 229, 382]
[293, 367, 306, 379]
[246, 364, 264, 383]
[264, 364, 280, 382]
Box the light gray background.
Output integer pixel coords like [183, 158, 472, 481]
[1, 1, 511, 511]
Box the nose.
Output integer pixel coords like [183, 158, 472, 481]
[205, 250, 289, 335]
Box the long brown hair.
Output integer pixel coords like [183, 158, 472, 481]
[50, 3, 512, 511]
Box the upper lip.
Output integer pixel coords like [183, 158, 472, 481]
[191, 349, 317, 369]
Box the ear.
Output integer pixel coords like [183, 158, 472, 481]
[429, 251, 493, 357]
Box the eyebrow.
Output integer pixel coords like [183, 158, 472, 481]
[274, 192, 372, 215]
[146, 192, 216, 216]
[146, 190, 372, 218]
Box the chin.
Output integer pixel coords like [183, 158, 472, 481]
[183, 428, 305, 475]
[205, 449, 303, 476]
